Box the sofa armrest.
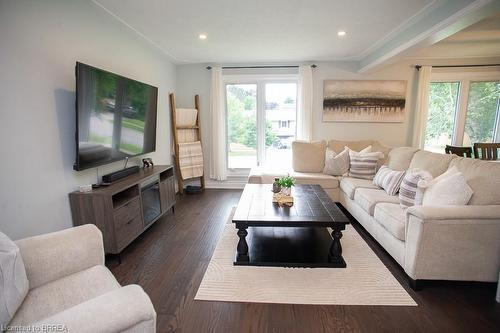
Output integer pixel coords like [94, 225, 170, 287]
[404, 207, 500, 282]
[24, 285, 156, 333]
[406, 205, 500, 223]
[15, 224, 104, 289]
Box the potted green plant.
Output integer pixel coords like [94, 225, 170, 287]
[278, 175, 295, 196]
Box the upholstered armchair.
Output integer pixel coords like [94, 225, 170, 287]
[7, 224, 156, 332]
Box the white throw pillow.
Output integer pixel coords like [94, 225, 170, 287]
[420, 167, 473, 206]
[323, 147, 350, 176]
[373, 166, 406, 196]
[0, 231, 29, 327]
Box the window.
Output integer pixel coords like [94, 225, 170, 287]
[424, 70, 500, 153]
[265, 83, 297, 168]
[226, 84, 257, 169]
[464, 81, 500, 145]
[424, 82, 460, 152]
[225, 77, 298, 170]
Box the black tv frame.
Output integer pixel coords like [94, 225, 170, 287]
[73, 62, 158, 171]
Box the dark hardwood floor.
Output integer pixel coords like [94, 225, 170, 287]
[108, 189, 500, 333]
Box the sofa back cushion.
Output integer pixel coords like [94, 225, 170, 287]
[292, 140, 326, 173]
[449, 157, 500, 205]
[328, 140, 374, 153]
[385, 147, 419, 171]
[0, 231, 29, 327]
[408, 150, 456, 177]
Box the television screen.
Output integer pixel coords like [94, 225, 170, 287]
[74, 62, 158, 170]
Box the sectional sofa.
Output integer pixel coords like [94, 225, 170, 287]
[248, 140, 500, 289]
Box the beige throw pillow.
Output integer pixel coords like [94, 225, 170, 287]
[420, 167, 473, 206]
[323, 147, 349, 176]
[1, 231, 29, 327]
[292, 140, 326, 173]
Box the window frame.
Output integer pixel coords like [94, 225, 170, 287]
[223, 74, 298, 176]
[427, 69, 500, 148]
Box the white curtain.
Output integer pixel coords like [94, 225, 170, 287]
[412, 65, 432, 148]
[209, 66, 227, 181]
[297, 65, 313, 141]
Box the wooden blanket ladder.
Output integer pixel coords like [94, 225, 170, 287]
[169, 93, 205, 194]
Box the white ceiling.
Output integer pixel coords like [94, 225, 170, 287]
[94, 0, 436, 64]
[408, 13, 500, 59]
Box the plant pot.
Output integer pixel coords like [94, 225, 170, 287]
[281, 187, 292, 196]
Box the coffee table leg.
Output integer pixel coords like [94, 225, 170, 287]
[236, 227, 249, 262]
[329, 228, 344, 265]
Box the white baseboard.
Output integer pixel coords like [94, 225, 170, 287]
[205, 178, 246, 189]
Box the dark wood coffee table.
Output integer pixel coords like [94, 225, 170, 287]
[232, 184, 350, 268]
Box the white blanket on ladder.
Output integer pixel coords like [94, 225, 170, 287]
[178, 141, 204, 180]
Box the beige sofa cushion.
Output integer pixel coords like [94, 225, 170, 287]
[328, 140, 374, 153]
[248, 166, 288, 184]
[31, 285, 156, 333]
[386, 147, 419, 171]
[449, 157, 500, 205]
[353, 188, 400, 216]
[0, 232, 29, 327]
[292, 172, 339, 189]
[371, 142, 392, 167]
[374, 203, 406, 241]
[10, 265, 120, 326]
[340, 177, 379, 199]
[292, 141, 326, 173]
[247, 167, 339, 189]
[408, 150, 456, 177]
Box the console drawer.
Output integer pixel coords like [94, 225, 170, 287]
[114, 197, 141, 223]
[113, 198, 143, 249]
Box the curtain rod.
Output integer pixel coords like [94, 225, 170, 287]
[415, 64, 500, 70]
[206, 64, 317, 70]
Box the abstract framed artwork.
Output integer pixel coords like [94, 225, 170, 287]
[323, 80, 407, 122]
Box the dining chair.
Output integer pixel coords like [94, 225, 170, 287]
[473, 143, 500, 160]
[445, 145, 472, 158]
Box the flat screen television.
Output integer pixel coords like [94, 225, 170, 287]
[74, 62, 158, 171]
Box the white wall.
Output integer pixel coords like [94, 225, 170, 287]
[312, 61, 417, 146]
[175, 65, 212, 180]
[0, 0, 176, 239]
[176, 61, 420, 180]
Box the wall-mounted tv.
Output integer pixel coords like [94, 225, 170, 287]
[74, 62, 158, 171]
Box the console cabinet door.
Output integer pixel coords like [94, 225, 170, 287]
[159, 177, 176, 212]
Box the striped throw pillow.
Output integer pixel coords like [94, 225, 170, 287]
[399, 169, 433, 208]
[348, 151, 382, 180]
[373, 166, 405, 196]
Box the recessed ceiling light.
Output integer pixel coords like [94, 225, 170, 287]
[337, 31, 346, 37]
[199, 33, 207, 40]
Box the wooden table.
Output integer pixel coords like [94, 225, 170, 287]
[232, 184, 350, 268]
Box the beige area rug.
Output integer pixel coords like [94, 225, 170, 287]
[195, 211, 417, 306]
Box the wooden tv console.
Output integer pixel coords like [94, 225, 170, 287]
[69, 165, 175, 254]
